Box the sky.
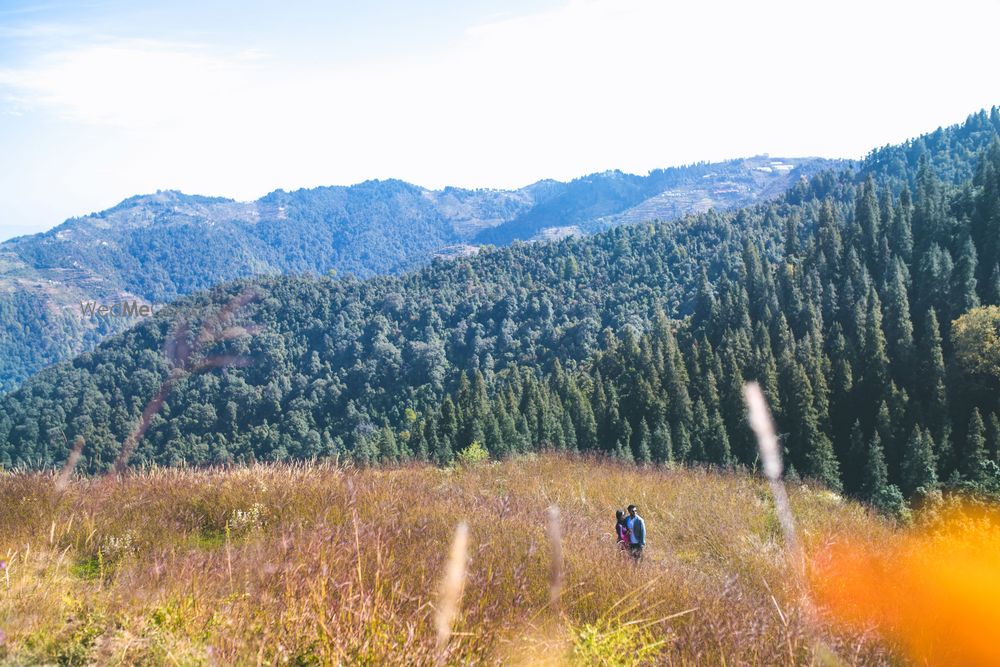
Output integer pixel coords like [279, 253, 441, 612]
[1, 0, 999, 241]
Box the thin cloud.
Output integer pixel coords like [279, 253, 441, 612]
[0, 38, 266, 127]
[0, 0, 999, 238]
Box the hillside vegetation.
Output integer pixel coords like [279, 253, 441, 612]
[2, 109, 1000, 517]
[0, 456, 898, 665]
[0, 156, 830, 392]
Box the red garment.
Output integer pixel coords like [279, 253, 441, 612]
[616, 523, 630, 547]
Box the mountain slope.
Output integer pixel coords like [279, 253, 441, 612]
[0, 156, 837, 392]
[3, 108, 999, 508]
[474, 156, 839, 243]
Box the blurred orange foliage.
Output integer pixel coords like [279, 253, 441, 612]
[809, 505, 1000, 666]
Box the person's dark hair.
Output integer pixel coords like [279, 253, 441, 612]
[627, 504, 637, 513]
[615, 509, 625, 521]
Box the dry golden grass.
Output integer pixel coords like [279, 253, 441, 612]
[0, 456, 900, 665]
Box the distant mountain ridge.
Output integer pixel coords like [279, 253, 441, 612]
[0, 154, 840, 392]
[2, 107, 999, 476]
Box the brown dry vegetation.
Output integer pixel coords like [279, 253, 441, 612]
[0, 456, 900, 665]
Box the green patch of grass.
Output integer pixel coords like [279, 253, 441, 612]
[189, 528, 226, 550]
[570, 618, 666, 666]
[70, 555, 101, 581]
[24, 611, 106, 666]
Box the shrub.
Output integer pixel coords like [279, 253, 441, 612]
[456, 440, 490, 467]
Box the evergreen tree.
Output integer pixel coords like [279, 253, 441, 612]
[673, 423, 692, 462]
[860, 432, 908, 519]
[989, 264, 1000, 305]
[484, 413, 504, 457]
[989, 413, 1000, 464]
[781, 357, 841, 489]
[856, 176, 881, 264]
[845, 421, 867, 495]
[412, 421, 429, 461]
[901, 426, 938, 496]
[883, 257, 915, 383]
[615, 415, 633, 460]
[916, 244, 954, 318]
[858, 287, 891, 417]
[972, 136, 1000, 289]
[377, 424, 399, 462]
[915, 309, 951, 465]
[963, 409, 989, 484]
[950, 234, 980, 318]
[690, 399, 709, 462]
[634, 418, 652, 464]
[650, 421, 673, 464]
[891, 185, 914, 263]
[560, 410, 578, 452]
[705, 409, 732, 466]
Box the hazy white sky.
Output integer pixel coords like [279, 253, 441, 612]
[1, 0, 999, 240]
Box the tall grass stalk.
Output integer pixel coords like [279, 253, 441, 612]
[547, 504, 564, 610]
[435, 521, 469, 660]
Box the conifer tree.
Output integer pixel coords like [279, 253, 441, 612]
[918, 309, 951, 458]
[963, 409, 989, 484]
[859, 287, 891, 416]
[650, 421, 673, 464]
[662, 329, 694, 432]
[673, 423, 692, 462]
[705, 409, 732, 466]
[856, 176, 881, 265]
[951, 234, 980, 318]
[434, 427, 453, 466]
[989, 413, 1000, 464]
[972, 136, 1000, 286]
[750, 323, 782, 419]
[827, 326, 856, 478]
[914, 154, 944, 252]
[439, 396, 459, 450]
[424, 419, 440, 463]
[845, 421, 867, 494]
[818, 200, 844, 280]
[694, 268, 718, 332]
[515, 413, 532, 452]
[874, 400, 894, 475]
[861, 432, 908, 519]
[784, 212, 801, 257]
[498, 408, 520, 455]
[616, 414, 633, 460]
[484, 413, 504, 457]
[916, 244, 954, 318]
[634, 418, 652, 464]
[560, 410, 578, 452]
[892, 185, 914, 263]
[412, 421, 429, 461]
[989, 264, 1000, 305]
[690, 399, 709, 462]
[782, 357, 841, 489]
[901, 426, 938, 496]
[377, 424, 399, 462]
[883, 257, 915, 383]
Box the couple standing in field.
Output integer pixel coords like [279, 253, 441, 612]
[615, 504, 646, 560]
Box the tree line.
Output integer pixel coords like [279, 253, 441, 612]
[2, 109, 1000, 515]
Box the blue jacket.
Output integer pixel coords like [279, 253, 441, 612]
[627, 515, 646, 545]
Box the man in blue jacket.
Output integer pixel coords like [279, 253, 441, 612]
[626, 504, 645, 561]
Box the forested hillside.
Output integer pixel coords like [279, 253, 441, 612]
[0, 157, 831, 392]
[2, 108, 1000, 513]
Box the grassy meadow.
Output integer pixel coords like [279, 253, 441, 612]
[0, 456, 902, 665]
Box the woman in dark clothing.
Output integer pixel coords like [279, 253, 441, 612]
[615, 509, 630, 550]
